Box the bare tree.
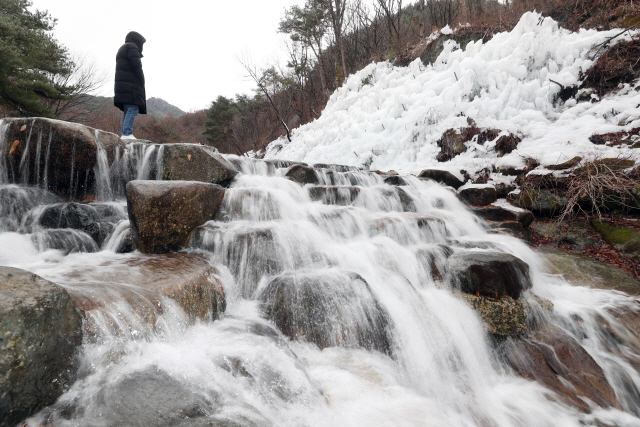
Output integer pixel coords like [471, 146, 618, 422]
[324, 0, 349, 86]
[239, 57, 293, 142]
[45, 53, 108, 123]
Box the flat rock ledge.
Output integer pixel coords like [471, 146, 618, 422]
[126, 180, 225, 254]
[0, 267, 82, 427]
[159, 143, 238, 187]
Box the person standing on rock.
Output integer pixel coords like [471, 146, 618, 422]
[114, 31, 147, 140]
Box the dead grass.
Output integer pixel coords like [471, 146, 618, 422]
[558, 156, 640, 222]
[582, 36, 640, 96]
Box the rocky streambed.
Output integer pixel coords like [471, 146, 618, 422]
[0, 118, 639, 427]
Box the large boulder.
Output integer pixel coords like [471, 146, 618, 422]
[0, 267, 82, 426]
[0, 117, 121, 200]
[160, 143, 238, 187]
[259, 270, 392, 354]
[447, 251, 532, 299]
[61, 253, 226, 335]
[417, 169, 464, 189]
[125, 180, 225, 254]
[458, 184, 497, 206]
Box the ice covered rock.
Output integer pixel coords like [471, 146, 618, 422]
[126, 180, 225, 254]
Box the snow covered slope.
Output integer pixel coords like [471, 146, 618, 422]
[265, 12, 640, 179]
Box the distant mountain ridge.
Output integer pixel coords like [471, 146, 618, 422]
[86, 95, 186, 119]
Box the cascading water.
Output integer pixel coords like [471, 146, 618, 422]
[1, 128, 639, 426]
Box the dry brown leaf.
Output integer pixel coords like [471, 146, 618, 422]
[9, 140, 20, 155]
[20, 125, 26, 132]
[187, 154, 192, 161]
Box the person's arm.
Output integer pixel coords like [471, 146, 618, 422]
[128, 45, 145, 85]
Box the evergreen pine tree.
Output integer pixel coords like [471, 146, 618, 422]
[0, 0, 72, 117]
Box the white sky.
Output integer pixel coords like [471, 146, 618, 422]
[30, 0, 307, 112]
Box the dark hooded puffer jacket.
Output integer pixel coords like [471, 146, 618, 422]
[114, 31, 147, 114]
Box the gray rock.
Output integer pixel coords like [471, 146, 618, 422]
[0, 267, 82, 426]
[160, 143, 238, 187]
[126, 180, 225, 254]
[447, 251, 532, 299]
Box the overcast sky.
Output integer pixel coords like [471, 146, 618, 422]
[30, 0, 307, 112]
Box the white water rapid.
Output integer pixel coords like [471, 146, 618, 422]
[0, 126, 639, 426]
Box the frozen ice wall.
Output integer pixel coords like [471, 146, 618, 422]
[265, 12, 640, 176]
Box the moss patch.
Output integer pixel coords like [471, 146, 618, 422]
[591, 219, 640, 258]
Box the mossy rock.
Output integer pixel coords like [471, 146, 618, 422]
[507, 189, 567, 217]
[591, 219, 640, 258]
[460, 293, 526, 337]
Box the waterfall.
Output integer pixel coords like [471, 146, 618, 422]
[1, 152, 639, 427]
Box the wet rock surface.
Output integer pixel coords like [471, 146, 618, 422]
[504, 324, 620, 412]
[472, 204, 535, 228]
[417, 169, 464, 189]
[1, 118, 121, 199]
[0, 267, 82, 427]
[285, 164, 319, 185]
[448, 251, 532, 299]
[458, 185, 497, 206]
[487, 220, 528, 239]
[540, 247, 640, 295]
[126, 180, 225, 254]
[259, 271, 392, 354]
[160, 143, 238, 187]
[308, 186, 361, 206]
[37, 202, 126, 247]
[61, 253, 226, 333]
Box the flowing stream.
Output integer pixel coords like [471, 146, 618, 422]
[1, 123, 640, 426]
